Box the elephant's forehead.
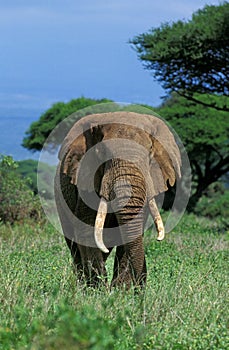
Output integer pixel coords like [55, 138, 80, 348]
[66, 112, 163, 141]
[59, 111, 176, 162]
[101, 123, 151, 146]
[81, 111, 161, 131]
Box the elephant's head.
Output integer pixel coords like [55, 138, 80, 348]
[58, 111, 181, 253]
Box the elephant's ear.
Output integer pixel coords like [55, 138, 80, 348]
[149, 122, 181, 196]
[61, 133, 87, 185]
[58, 123, 103, 186]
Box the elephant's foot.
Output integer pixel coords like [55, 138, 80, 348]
[111, 243, 147, 290]
[72, 262, 84, 283]
[110, 272, 146, 291]
[110, 274, 132, 290]
[80, 264, 108, 288]
[76, 245, 109, 288]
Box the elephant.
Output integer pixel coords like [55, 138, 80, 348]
[54, 111, 181, 289]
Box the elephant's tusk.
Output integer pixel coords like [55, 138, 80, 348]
[148, 198, 165, 241]
[154, 215, 165, 241]
[94, 197, 109, 253]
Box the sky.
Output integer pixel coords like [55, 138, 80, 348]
[0, 0, 221, 159]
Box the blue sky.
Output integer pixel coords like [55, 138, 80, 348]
[0, 0, 221, 116]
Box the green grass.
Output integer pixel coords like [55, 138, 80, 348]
[0, 215, 228, 349]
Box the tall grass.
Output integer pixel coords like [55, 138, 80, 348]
[0, 215, 228, 349]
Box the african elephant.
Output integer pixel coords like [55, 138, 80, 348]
[54, 111, 181, 289]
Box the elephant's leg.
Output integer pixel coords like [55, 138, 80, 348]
[111, 245, 132, 289]
[114, 195, 147, 287]
[75, 195, 110, 287]
[77, 245, 109, 287]
[108, 185, 147, 288]
[110, 207, 147, 289]
[55, 168, 84, 281]
[65, 237, 83, 282]
[111, 236, 147, 289]
[125, 235, 147, 288]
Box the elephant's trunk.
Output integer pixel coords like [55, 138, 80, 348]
[94, 197, 109, 253]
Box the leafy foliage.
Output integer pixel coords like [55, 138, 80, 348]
[156, 93, 229, 209]
[194, 182, 229, 222]
[0, 156, 43, 224]
[16, 159, 39, 193]
[22, 97, 113, 151]
[131, 3, 229, 111]
[17, 159, 55, 199]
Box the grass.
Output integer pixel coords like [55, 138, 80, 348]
[0, 214, 228, 349]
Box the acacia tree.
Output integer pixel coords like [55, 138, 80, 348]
[131, 3, 229, 111]
[23, 97, 112, 151]
[156, 93, 229, 209]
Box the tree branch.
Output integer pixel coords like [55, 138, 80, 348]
[176, 91, 229, 112]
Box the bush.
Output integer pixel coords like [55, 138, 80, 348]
[31, 304, 120, 350]
[194, 182, 229, 223]
[0, 155, 43, 224]
[17, 159, 55, 199]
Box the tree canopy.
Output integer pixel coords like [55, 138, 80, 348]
[131, 3, 229, 111]
[22, 97, 112, 151]
[156, 93, 229, 209]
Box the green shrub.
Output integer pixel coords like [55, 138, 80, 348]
[17, 159, 55, 199]
[0, 155, 43, 224]
[194, 182, 229, 223]
[30, 304, 120, 350]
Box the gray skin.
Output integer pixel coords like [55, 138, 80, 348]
[54, 112, 181, 289]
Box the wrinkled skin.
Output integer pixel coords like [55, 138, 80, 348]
[54, 112, 181, 289]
